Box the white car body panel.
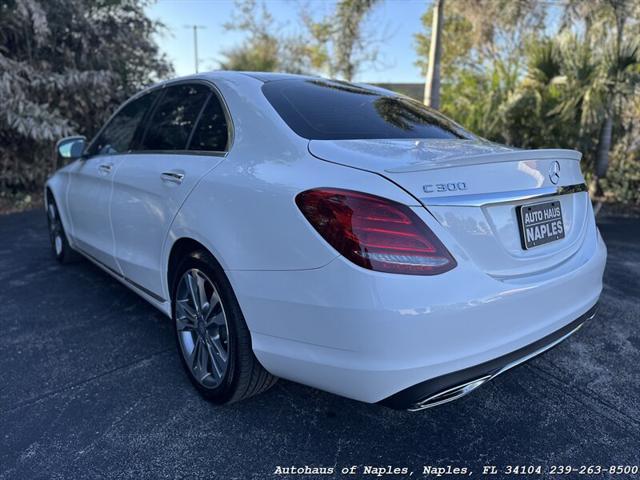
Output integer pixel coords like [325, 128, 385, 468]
[65, 154, 124, 270]
[234, 227, 604, 402]
[111, 152, 224, 298]
[308, 139, 589, 277]
[306, 137, 579, 173]
[45, 71, 607, 407]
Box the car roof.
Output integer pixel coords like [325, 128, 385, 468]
[181, 71, 320, 83]
[141, 71, 320, 94]
[140, 71, 400, 101]
[237, 71, 320, 82]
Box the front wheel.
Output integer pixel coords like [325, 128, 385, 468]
[172, 250, 277, 404]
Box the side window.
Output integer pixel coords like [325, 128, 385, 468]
[189, 94, 229, 152]
[90, 91, 159, 156]
[140, 84, 209, 151]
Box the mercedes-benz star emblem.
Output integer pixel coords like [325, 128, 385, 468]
[549, 161, 561, 185]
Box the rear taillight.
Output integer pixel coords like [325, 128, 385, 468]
[295, 188, 456, 275]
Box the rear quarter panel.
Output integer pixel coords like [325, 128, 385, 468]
[163, 75, 419, 298]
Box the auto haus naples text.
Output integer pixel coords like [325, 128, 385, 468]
[523, 203, 564, 243]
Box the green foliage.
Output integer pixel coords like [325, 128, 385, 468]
[415, 0, 545, 77]
[414, 7, 474, 78]
[601, 94, 640, 205]
[220, 39, 280, 73]
[221, 0, 382, 81]
[331, 0, 380, 81]
[602, 154, 640, 205]
[0, 0, 172, 193]
[300, 0, 381, 81]
[414, 0, 640, 202]
[220, 0, 298, 72]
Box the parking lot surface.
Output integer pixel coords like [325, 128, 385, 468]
[0, 210, 638, 479]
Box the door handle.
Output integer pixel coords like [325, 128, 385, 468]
[98, 163, 113, 175]
[161, 171, 185, 184]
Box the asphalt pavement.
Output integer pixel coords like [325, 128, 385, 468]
[0, 210, 638, 479]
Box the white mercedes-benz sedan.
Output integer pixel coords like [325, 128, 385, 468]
[46, 71, 606, 410]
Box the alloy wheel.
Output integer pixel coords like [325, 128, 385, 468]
[175, 268, 230, 389]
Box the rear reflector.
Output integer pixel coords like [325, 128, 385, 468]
[296, 188, 456, 275]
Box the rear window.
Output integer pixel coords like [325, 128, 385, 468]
[262, 79, 470, 141]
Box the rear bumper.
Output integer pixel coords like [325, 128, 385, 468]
[228, 222, 606, 405]
[379, 304, 597, 410]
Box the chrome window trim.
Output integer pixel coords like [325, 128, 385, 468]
[84, 78, 234, 160]
[420, 183, 588, 207]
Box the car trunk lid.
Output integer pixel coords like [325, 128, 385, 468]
[308, 138, 590, 278]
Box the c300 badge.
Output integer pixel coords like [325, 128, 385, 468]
[423, 182, 468, 194]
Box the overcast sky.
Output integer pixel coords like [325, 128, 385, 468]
[146, 0, 431, 83]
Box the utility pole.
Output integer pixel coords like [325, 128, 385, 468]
[423, 0, 444, 109]
[184, 24, 206, 73]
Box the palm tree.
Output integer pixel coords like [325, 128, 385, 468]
[560, 0, 640, 195]
[423, 0, 445, 108]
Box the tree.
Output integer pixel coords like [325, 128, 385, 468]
[220, 0, 311, 73]
[415, 0, 545, 115]
[412, 0, 640, 203]
[303, 0, 381, 81]
[499, 37, 581, 150]
[601, 93, 640, 205]
[559, 0, 640, 194]
[333, 0, 381, 81]
[0, 0, 172, 193]
[415, 5, 474, 80]
[221, 0, 382, 81]
[416, 0, 545, 74]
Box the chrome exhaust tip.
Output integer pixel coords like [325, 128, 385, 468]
[405, 321, 590, 412]
[407, 375, 493, 412]
[382, 311, 596, 412]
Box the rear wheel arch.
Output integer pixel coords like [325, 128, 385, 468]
[45, 186, 79, 263]
[167, 238, 225, 299]
[45, 187, 68, 235]
[45, 186, 55, 207]
[45, 185, 71, 234]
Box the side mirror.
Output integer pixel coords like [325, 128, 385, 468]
[56, 136, 87, 162]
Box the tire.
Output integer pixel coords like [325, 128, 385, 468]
[172, 249, 277, 404]
[46, 195, 80, 264]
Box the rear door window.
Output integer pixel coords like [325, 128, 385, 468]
[188, 94, 229, 152]
[140, 84, 210, 151]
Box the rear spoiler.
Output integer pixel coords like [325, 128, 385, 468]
[386, 149, 582, 174]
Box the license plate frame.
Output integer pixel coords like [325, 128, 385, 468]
[516, 200, 565, 250]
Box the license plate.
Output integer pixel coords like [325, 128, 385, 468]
[517, 200, 565, 249]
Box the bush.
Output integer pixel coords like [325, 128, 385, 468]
[602, 156, 640, 205]
[0, 0, 171, 194]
